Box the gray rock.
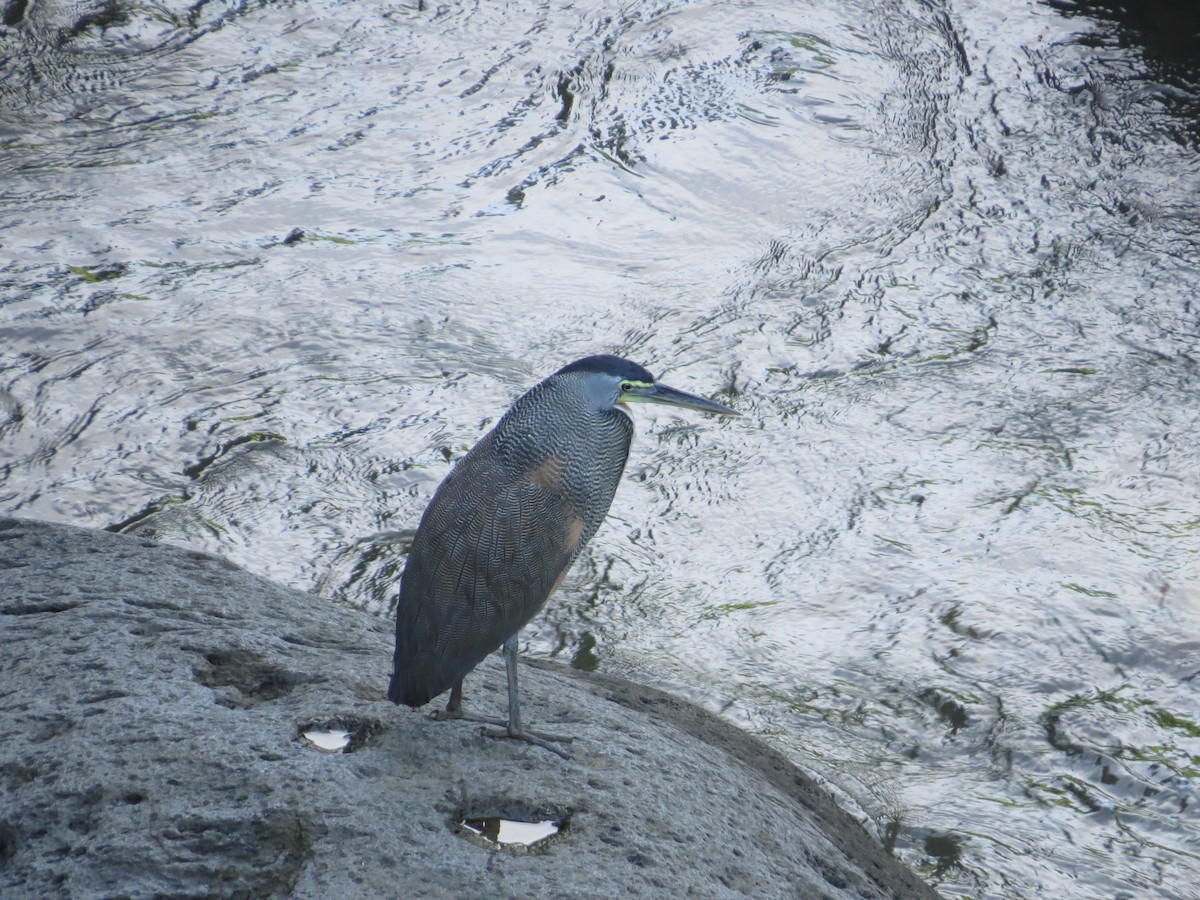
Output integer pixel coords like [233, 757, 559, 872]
[0, 518, 936, 898]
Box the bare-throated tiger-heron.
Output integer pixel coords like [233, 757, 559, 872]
[388, 355, 739, 756]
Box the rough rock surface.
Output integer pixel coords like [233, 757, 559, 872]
[0, 518, 937, 898]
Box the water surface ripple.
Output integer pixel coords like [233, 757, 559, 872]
[2, 0, 1198, 896]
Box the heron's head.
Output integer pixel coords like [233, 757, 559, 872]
[555, 354, 740, 418]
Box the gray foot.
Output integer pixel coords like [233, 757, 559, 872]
[480, 724, 573, 760]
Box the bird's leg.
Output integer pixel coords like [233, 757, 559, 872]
[477, 635, 573, 759]
[433, 679, 508, 726]
[445, 680, 463, 715]
[432, 680, 467, 720]
[503, 633, 523, 737]
[430, 640, 573, 757]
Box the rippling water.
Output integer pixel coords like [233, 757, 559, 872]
[3, 0, 1199, 896]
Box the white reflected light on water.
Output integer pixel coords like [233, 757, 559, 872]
[461, 817, 561, 847]
[302, 729, 352, 753]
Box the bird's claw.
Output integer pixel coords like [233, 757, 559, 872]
[481, 725, 573, 760]
[438, 709, 505, 727]
[435, 709, 573, 758]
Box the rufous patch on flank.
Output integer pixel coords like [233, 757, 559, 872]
[529, 456, 565, 492]
[564, 514, 585, 554]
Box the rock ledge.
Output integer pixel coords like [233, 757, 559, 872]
[0, 518, 935, 898]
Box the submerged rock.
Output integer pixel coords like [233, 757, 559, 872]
[0, 518, 935, 898]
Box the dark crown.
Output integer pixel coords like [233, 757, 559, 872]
[555, 355, 655, 383]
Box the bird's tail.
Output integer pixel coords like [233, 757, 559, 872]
[387, 661, 431, 709]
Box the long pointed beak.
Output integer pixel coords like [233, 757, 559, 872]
[629, 382, 741, 417]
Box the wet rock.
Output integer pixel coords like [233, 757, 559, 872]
[0, 518, 936, 899]
[1, 0, 28, 27]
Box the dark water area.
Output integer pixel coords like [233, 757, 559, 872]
[2, 0, 1199, 896]
[1048, 0, 1200, 71]
[1046, 0, 1200, 145]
